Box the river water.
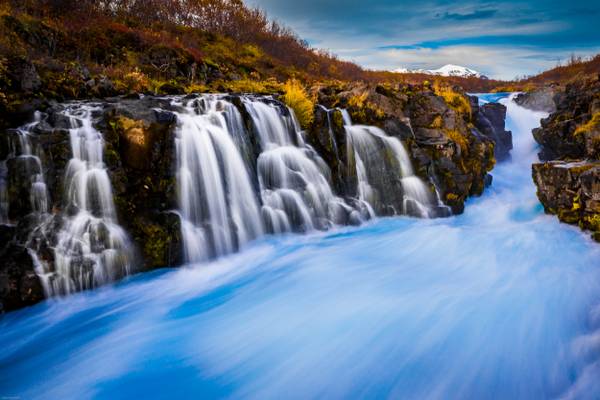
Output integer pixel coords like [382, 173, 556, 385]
[1, 94, 599, 399]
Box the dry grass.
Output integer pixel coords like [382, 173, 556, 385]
[433, 81, 472, 117]
[282, 79, 315, 129]
[574, 112, 600, 136]
[445, 129, 469, 153]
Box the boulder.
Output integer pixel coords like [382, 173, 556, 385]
[0, 243, 44, 312]
[471, 98, 513, 161]
[514, 86, 558, 113]
[532, 78, 600, 160]
[533, 161, 600, 239]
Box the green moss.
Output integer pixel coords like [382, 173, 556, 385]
[139, 222, 172, 268]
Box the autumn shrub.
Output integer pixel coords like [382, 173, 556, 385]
[119, 68, 149, 92]
[282, 79, 314, 129]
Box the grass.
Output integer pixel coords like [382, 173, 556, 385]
[574, 112, 600, 136]
[445, 129, 469, 153]
[282, 79, 315, 129]
[433, 81, 472, 118]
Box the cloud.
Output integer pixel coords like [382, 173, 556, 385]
[440, 9, 498, 20]
[247, 0, 600, 79]
[356, 45, 600, 80]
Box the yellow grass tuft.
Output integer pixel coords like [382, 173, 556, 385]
[282, 79, 315, 129]
[574, 112, 600, 136]
[433, 81, 472, 117]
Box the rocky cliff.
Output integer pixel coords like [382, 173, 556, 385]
[0, 84, 509, 312]
[531, 76, 600, 241]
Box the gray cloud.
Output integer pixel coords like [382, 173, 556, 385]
[439, 9, 498, 20]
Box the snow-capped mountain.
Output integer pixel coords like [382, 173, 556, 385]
[394, 64, 487, 79]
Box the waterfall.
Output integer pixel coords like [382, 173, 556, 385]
[244, 98, 349, 233]
[174, 96, 264, 263]
[174, 95, 353, 263]
[42, 104, 133, 295]
[341, 110, 439, 217]
[173, 95, 450, 263]
[0, 112, 50, 222]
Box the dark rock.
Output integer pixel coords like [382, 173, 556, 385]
[20, 62, 42, 92]
[532, 78, 600, 161]
[158, 82, 184, 95]
[471, 98, 513, 161]
[414, 128, 448, 145]
[0, 243, 43, 312]
[533, 161, 600, 240]
[514, 87, 557, 113]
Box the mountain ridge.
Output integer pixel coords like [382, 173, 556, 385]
[394, 64, 488, 79]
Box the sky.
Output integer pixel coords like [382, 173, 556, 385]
[246, 0, 600, 80]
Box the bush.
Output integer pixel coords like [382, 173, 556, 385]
[433, 81, 472, 118]
[282, 79, 314, 129]
[120, 68, 149, 93]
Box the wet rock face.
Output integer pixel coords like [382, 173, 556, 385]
[470, 98, 513, 161]
[312, 83, 497, 214]
[532, 76, 600, 241]
[533, 162, 600, 240]
[532, 78, 600, 161]
[0, 240, 44, 313]
[99, 97, 183, 269]
[514, 87, 558, 113]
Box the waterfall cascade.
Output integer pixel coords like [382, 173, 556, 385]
[341, 111, 435, 217]
[0, 104, 134, 296]
[45, 105, 133, 295]
[2, 94, 450, 291]
[174, 95, 353, 263]
[173, 95, 446, 263]
[174, 96, 264, 263]
[0, 112, 50, 221]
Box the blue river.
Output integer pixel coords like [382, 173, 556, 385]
[1, 94, 599, 399]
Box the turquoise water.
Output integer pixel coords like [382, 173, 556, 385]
[1, 95, 600, 399]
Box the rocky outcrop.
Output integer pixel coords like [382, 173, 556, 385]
[470, 97, 513, 161]
[532, 78, 600, 161]
[514, 86, 558, 113]
[0, 228, 44, 313]
[533, 162, 600, 240]
[1, 87, 507, 311]
[532, 76, 600, 241]
[312, 83, 497, 214]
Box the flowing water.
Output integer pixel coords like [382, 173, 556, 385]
[0, 112, 50, 220]
[1, 95, 600, 399]
[174, 95, 392, 263]
[34, 104, 133, 296]
[342, 110, 445, 217]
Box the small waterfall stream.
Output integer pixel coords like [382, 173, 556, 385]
[244, 98, 349, 233]
[0, 104, 136, 296]
[0, 113, 50, 220]
[342, 110, 439, 217]
[45, 104, 133, 295]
